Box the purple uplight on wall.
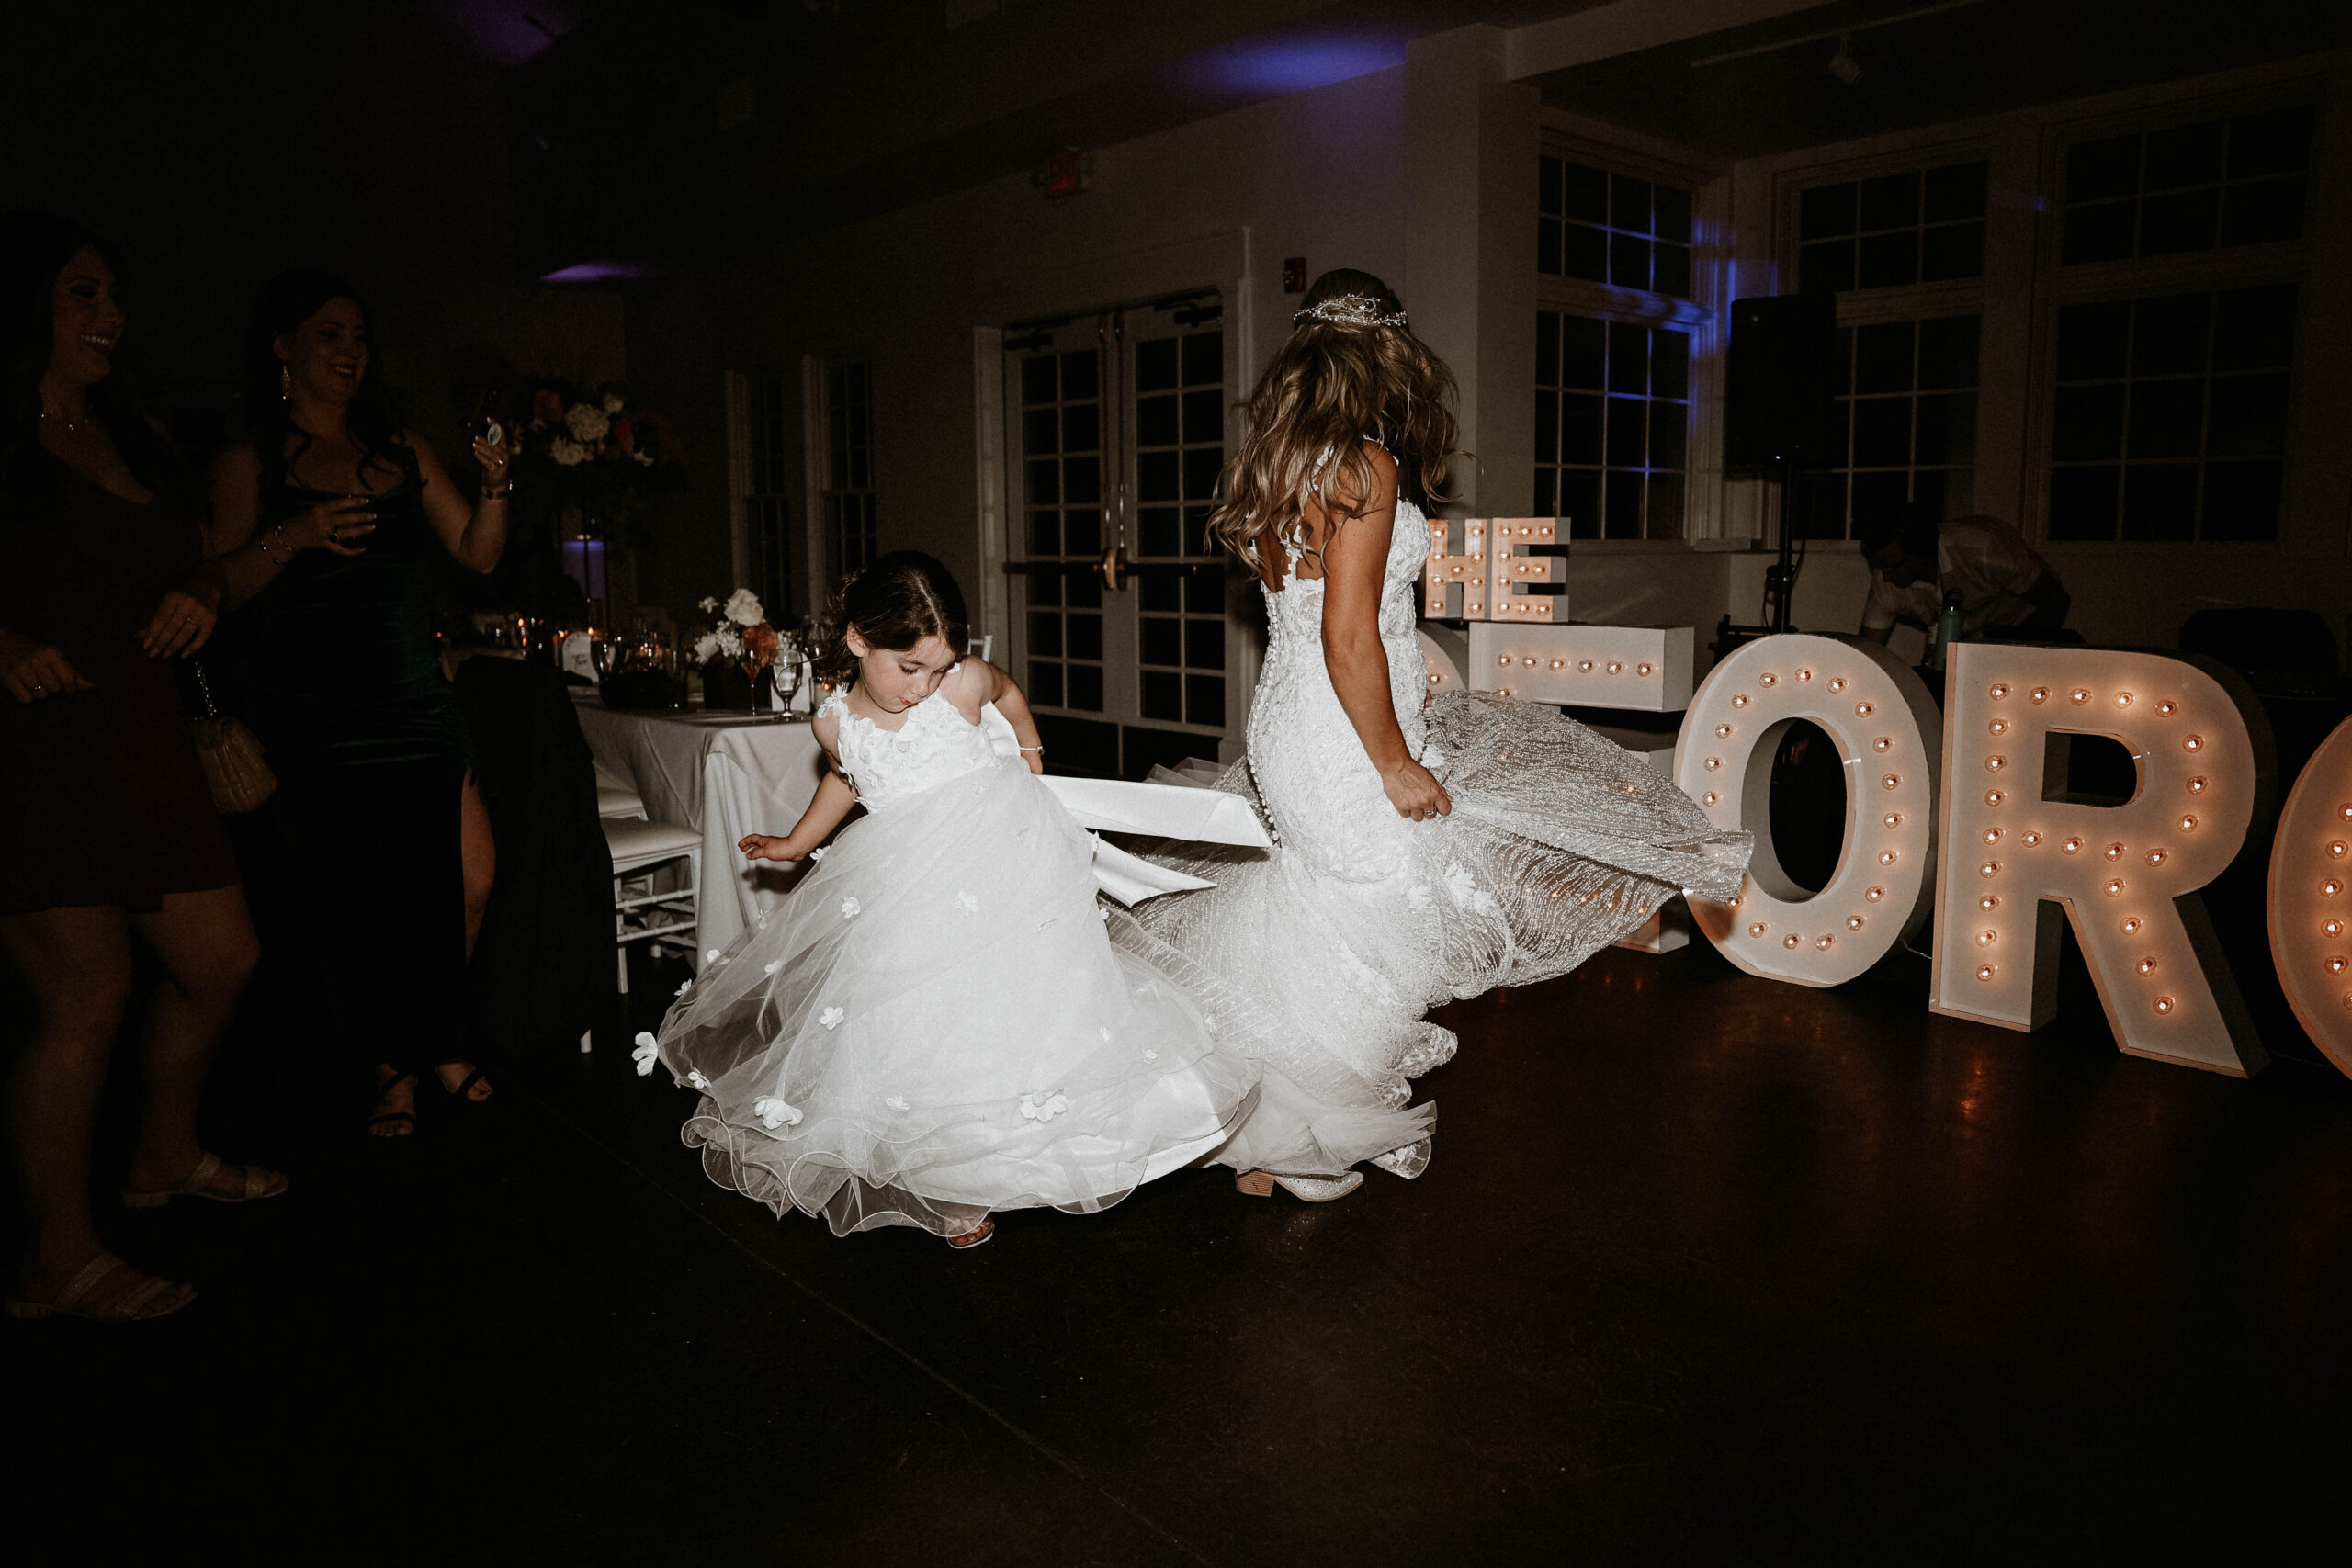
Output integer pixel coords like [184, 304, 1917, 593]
[1181, 34, 1408, 96]
[540, 262, 648, 283]
[425, 0, 588, 66]
[561, 538, 608, 603]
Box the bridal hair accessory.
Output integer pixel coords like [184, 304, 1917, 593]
[1293, 294, 1408, 330]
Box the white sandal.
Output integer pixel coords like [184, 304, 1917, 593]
[121, 1151, 288, 1209]
[4, 1252, 196, 1322]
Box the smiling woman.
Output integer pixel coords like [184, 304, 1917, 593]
[206, 268, 514, 1137]
[0, 211, 280, 1323]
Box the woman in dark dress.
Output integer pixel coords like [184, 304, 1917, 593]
[209, 272, 509, 1134]
[0, 214, 281, 1324]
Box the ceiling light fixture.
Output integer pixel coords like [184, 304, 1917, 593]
[1690, 0, 1985, 70]
[1826, 34, 1862, 86]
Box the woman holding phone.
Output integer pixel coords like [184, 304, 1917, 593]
[209, 268, 509, 1136]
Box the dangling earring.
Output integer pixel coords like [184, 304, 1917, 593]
[279, 362, 291, 400]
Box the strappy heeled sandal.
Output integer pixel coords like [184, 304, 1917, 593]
[435, 1065, 494, 1106]
[946, 1218, 996, 1250]
[368, 1070, 419, 1138]
[1235, 1169, 1363, 1201]
[4, 1252, 196, 1322]
[122, 1151, 288, 1208]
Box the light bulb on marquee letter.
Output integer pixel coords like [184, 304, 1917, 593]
[1678, 634, 1939, 987]
[1930, 646, 2269, 1077]
[2268, 714, 2352, 1083]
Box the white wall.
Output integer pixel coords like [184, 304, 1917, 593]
[623, 64, 1411, 628]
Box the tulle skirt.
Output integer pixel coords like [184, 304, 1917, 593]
[651, 757, 1260, 1238]
[1125, 692, 1751, 1179]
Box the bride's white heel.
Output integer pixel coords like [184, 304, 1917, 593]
[1235, 1169, 1363, 1202]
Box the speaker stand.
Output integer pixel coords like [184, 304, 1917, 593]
[1713, 459, 1800, 660]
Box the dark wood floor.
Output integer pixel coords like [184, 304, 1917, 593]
[7, 920, 2352, 1564]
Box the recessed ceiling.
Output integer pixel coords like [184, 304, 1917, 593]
[1529, 0, 2352, 159]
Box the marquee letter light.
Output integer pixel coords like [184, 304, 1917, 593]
[1677, 633, 1941, 987]
[2267, 713, 2352, 1082]
[1423, 518, 1563, 622]
[1930, 644, 2269, 1077]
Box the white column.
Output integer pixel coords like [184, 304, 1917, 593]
[1406, 25, 1539, 518]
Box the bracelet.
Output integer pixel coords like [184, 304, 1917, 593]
[480, 485, 511, 502]
[1018, 744, 1044, 753]
[259, 526, 295, 566]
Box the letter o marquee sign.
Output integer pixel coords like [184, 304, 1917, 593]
[1677, 635, 1942, 986]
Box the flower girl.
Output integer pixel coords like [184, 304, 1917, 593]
[645, 552, 1256, 1248]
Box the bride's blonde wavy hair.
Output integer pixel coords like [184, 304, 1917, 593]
[1208, 268, 1457, 586]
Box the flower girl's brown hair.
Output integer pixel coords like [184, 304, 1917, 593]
[1208, 267, 1458, 587]
[815, 550, 969, 687]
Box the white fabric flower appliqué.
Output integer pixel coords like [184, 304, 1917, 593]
[674, 978, 693, 997]
[1442, 864, 1476, 908]
[957, 890, 978, 913]
[685, 1069, 710, 1090]
[885, 1095, 910, 1111]
[1019, 1091, 1069, 1123]
[705, 947, 722, 964]
[764, 960, 783, 975]
[819, 1006, 844, 1030]
[840, 897, 861, 919]
[631, 1032, 661, 1077]
[752, 1096, 803, 1130]
[808, 846, 827, 861]
[1142, 1050, 1159, 1063]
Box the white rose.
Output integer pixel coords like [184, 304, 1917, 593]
[723, 588, 765, 627]
[601, 392, 625, 416]
[549, 437, 588, 467]
[698, 595, 721, 614]
[692, 631, 725, 662]
[566, 404, 611, 445]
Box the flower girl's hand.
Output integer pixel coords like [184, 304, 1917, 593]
[739, 834, 800, 863]
[1380, 759, 1452, 823]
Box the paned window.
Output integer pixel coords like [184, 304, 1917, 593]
[1019, 348, 1104, 712]
[1798, 315, 1981, 538]
[821, 361, 876, 581]
[1539, 157, 1694, 299]
[2048, 285, 2295, 542]
[1534, 311, 1690, 539]
[741, 374, 792, 615]
[1132, 330, 1225, 728]
[1798, 160, 1987, 294]
[2062, 106, 2313, 265]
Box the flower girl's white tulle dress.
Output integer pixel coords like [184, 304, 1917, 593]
[1118, 491, 1752, 1182]
[650, 685, 1258, 1239]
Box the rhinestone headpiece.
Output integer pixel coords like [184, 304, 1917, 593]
[1292, 294, 1408, 330]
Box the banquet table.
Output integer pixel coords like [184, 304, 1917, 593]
[571, 692, 828, 954]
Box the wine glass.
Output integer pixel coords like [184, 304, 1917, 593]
[770, 636, 803, 716]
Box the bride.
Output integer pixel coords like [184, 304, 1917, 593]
[1115, 269, 1749, 1201]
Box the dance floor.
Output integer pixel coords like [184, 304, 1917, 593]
[7, 924, 2352, 1563]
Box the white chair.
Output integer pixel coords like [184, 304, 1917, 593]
[601, 817, 702, 1008]
[598, 783, 648, 819]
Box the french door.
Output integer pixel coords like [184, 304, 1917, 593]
[1002, 294, 1240, 778]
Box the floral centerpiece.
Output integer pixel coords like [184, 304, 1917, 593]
[695, 589, 779, 710]
[517, 379, 685, 550]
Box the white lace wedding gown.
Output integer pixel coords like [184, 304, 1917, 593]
[650, 684, 1258, 1239]
[1118, 492, 1750, 1180]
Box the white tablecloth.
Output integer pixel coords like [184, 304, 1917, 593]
[572, 693, 828, 953]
